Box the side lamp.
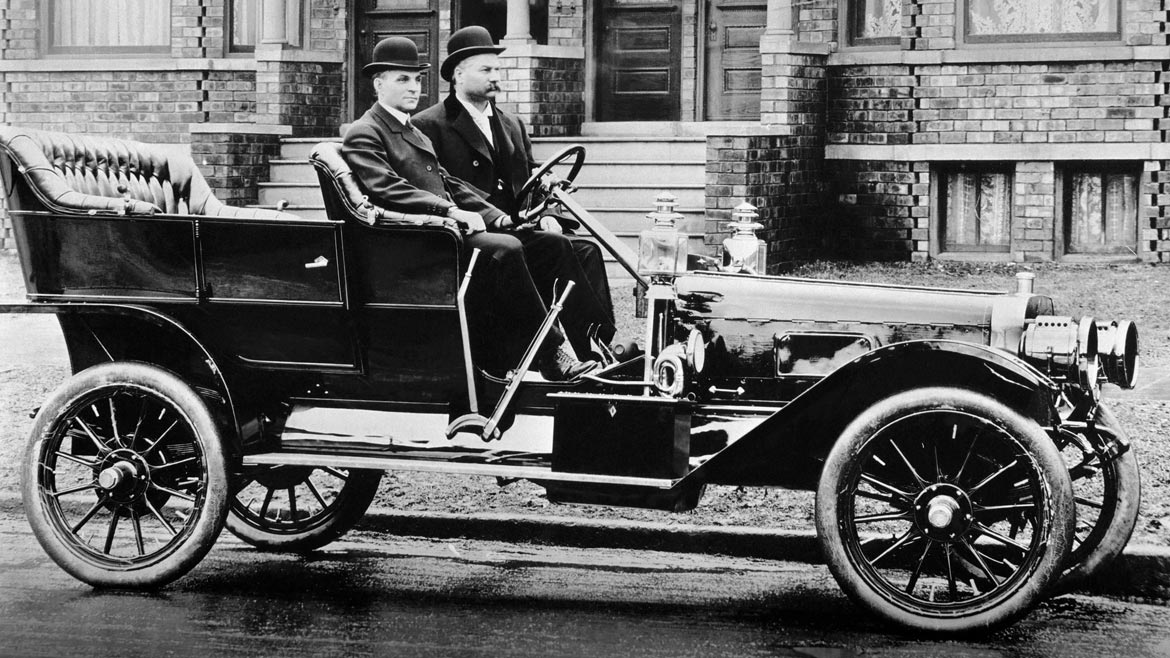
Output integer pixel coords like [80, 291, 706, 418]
[638, 191, 689, 278]
[722, 201, 766, 274]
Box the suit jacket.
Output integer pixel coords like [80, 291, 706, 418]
[413, 93, 536, 217]
[341, 102, 504, 221]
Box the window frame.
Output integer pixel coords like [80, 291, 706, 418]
[841, 0, 903, 49]
[43, 0, 172, 56]
[959, 0, 1123, 47]
[228, 0, 307, 54]
[1057, 162, 1141, 259]
[933, 163, 1016, 257]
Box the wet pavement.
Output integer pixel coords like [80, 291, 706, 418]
[2, 514, 1170, 658]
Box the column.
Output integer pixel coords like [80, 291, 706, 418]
[503, 0, 534, 43]
[764, 0, 794, 39]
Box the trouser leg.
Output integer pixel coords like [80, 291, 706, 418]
[515, 230, 617, 358]
[568, 236, 614, 326]
[462, 231, 563, 374]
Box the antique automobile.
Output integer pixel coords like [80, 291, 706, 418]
[0, 126, 1141, 633]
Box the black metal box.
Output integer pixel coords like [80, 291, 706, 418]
[550, 393, 691, 479]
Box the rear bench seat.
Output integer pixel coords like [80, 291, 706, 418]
[0, 126, 299, 220]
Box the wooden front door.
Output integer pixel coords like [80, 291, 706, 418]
[595, 1, 682, 122]
[703, 0, 765, 120]
[352, 0, 439, 120]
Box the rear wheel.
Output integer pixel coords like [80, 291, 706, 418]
[226, 466, 382, 551]
[22, 362, 229, 588]
[815, 387, 1074, 633]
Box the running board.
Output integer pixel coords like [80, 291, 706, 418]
[242, 452, 679, 489]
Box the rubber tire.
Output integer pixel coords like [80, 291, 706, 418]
[21, 362, 229, 588]
[1057, 403, 1141, 588]
[225, 468, 382, 552]
[815, 387, 1075, 634]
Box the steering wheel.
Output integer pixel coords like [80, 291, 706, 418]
[517, 144, 585, 222]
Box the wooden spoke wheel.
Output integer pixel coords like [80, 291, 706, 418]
[1054, 403, 1140, 588]
[815, 387, 1074, 633]
[227, 466, 382, 552]
[22, 362, 229, 588]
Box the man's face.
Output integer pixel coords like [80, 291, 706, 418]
[375, 69, 423, 113]
[454, 54, 501, 104]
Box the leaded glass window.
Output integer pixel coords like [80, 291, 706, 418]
[48, 0, 171, 54]
[1065, 169, 1138, 255]
[966, 0, 1119, 43]
[850, 0, 902, 46]
[941, 168, 1012, 253]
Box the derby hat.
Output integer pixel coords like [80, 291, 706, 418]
[362, 36, 430, 77]
[440, 25, 506, 81]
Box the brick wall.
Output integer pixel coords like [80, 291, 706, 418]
[2, 0, 37, 58]
[190, 129, 285, 208]
[1143, 160, 1170, 262]
[3, 71, 208, 143]
[1013, 162, 1056, 259]
[706, 132, 829, 270]
[254, 59, 343, 137]
[548, 0, 584, 47]
[798, 0, 838, 47]
[499, 54, 584, 137]
[830, 160, 930, 261]
[829, 62, 1163, 146]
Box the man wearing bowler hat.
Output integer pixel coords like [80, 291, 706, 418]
[342, 36, 598, 381]
[413, 25, 616, 361]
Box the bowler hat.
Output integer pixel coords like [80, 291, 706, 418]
[362, 36, 430, 77]
[440, 25, 506, 81]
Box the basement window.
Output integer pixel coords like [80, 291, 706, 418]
[1063, 166, 1139, 256]
[939, 165, 1013, 254]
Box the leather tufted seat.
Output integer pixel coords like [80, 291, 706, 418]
[0, 126, 299, 220]
[309, 141, 451, 227]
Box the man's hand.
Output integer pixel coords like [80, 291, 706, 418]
[447, 207, 486, 234]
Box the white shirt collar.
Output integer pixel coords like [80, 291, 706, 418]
[378, 101, 413, 128]
[456, 96, 494, 146]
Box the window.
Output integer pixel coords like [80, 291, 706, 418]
[231, 0, 303, 52]
[940, 167, 1012, 253]
[965, 0, 1120, 43]
[47, 0, 171, 54]
[849, 0, 902, 47]
[1064, 167, 1138, 256]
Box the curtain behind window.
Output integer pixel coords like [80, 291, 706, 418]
[49, 0, 171, 53]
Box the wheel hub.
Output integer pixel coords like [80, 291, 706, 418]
[96, 450, 149, 503]
[914, 483, 973, 541]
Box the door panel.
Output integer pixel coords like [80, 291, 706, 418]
[352, 0, 439, 120]
[704, 1, 765, 120]
[596, 4, 682, 121]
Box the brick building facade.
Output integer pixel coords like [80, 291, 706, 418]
[2, 0, 1168, 265]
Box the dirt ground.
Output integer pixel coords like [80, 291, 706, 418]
[1, 253, 1168, 546]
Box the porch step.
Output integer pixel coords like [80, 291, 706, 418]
[532, 136, 706, 162]
[278, 136, 339, 161]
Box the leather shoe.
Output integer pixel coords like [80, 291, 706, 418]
[539, 342, 600, 382]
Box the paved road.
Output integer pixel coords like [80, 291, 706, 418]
[2, 512, 1169, 658]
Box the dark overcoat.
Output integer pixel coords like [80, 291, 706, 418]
[342, 101, 504, 221]
[413, 93, 535, 216]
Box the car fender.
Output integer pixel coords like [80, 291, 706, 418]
[698, 339, 1061, 490]
[0, 302, 240, 451]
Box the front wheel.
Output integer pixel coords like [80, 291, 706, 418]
[1055, 403, 1141, 588]
[815, 387, 1075, 633]
[21, 362, 229, 588]
[226, 466, 382, 551]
